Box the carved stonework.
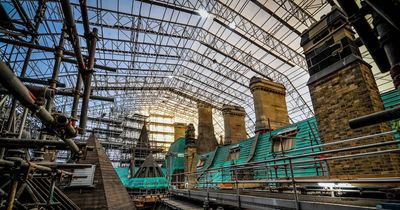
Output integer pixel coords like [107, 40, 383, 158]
[174, 122, 187, 140]
[185, 123, 196, 146]
[249, 76, 289, 132]
[222, 104, 247, 145]
[249, 77, 286, 95]
[196, 103, 218, 153]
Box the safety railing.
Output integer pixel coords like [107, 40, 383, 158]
[169, 129, 400, 209]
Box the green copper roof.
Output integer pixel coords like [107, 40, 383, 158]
[165, 117, 325, 188]
[115, 167, 168, 189]
[381, 89, 400, 141]
[161, 90, 400, 188]
[166, 137, 186, 174]
[381, 89, 400, 109]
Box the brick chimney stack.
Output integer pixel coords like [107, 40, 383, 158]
[301, 8, 400, 176]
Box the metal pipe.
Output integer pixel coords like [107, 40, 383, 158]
[0, 158, 57, 174]
[10, 0, 34, 30]
[0, 37, 58, 53]
[19, 0, 46, 77]
[193, 176, 400, 184]
[61, 57, 117, 72]
[1, 86, 111, 101]
[48, 175, 56, 204]
[60, 0, 86, 74]
[5, 0, 46, 133]
[0, 4, 16, 31]
[0, 60, 54, 123]
[290, 130, 396, 153]
[6, 178, 18, 210]
[56, 90, 114, 102]
[37, 163, 93, 169]
[349, 106, 400, 128]
[71, 74, 83, 119]
[0, 159, 14, 167]
[364, 0, 400, 32]
[84, 116, 122, 124]
[336, 0, 391, 73]
[250, 139, 400, 168]
[372, 6, 400, 89]
[0, 87, 113, 102]
[343, 1, 400, 128]
[80, 28, 98, 132]
[288, 159, 299, 210]
[176, 136, 400, 175]
[19, 77, 66, 88]
[61, 0, 88, 126]
[0, 61, 80, 155]
[0, 38, 116, 72]
[46, 25, 67, 111]
[88, 95, 114, 102]
[79, 0, 91, 46]
[39, 25, 67, 144]
[0, 85, 55, 99]
[0, 95, 8, 108]
[0, 138, 87, 149]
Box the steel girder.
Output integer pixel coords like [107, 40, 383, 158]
[140, 0, 308, 68]
[0, 0, 324, 126]
[62, 4, 314, 120]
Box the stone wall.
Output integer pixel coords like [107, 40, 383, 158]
[250, 77, 289, 132]
[197, 102, 218, 154]
[222, 104, 247, 144]
[173, 122, 187, 141]
[184, 146, 197, 189]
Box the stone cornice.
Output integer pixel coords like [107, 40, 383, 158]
[250, 84, 286, 95]
[249, 77, 286, 95]
[222, 104, 246, 116]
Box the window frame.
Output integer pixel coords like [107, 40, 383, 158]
[271, 128, 298, 153]
[227, 145, 241, 161]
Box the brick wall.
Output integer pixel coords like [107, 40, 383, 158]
[197, 103, 218, 154]
[309, 62, 400, 177]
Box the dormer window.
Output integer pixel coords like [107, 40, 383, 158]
[227, 145, 240, 161]
[271, 127, 298, 153]
[197, 159, 205, 167]
[197, 155, 208, 167]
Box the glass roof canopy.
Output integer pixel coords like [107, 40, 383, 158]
[1, 0, 395, 136]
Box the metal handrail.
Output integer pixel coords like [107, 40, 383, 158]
[169, 129, 400, 210]
[171, 130, 399, 176]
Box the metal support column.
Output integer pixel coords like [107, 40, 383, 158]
[289, 159, 300, 210]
